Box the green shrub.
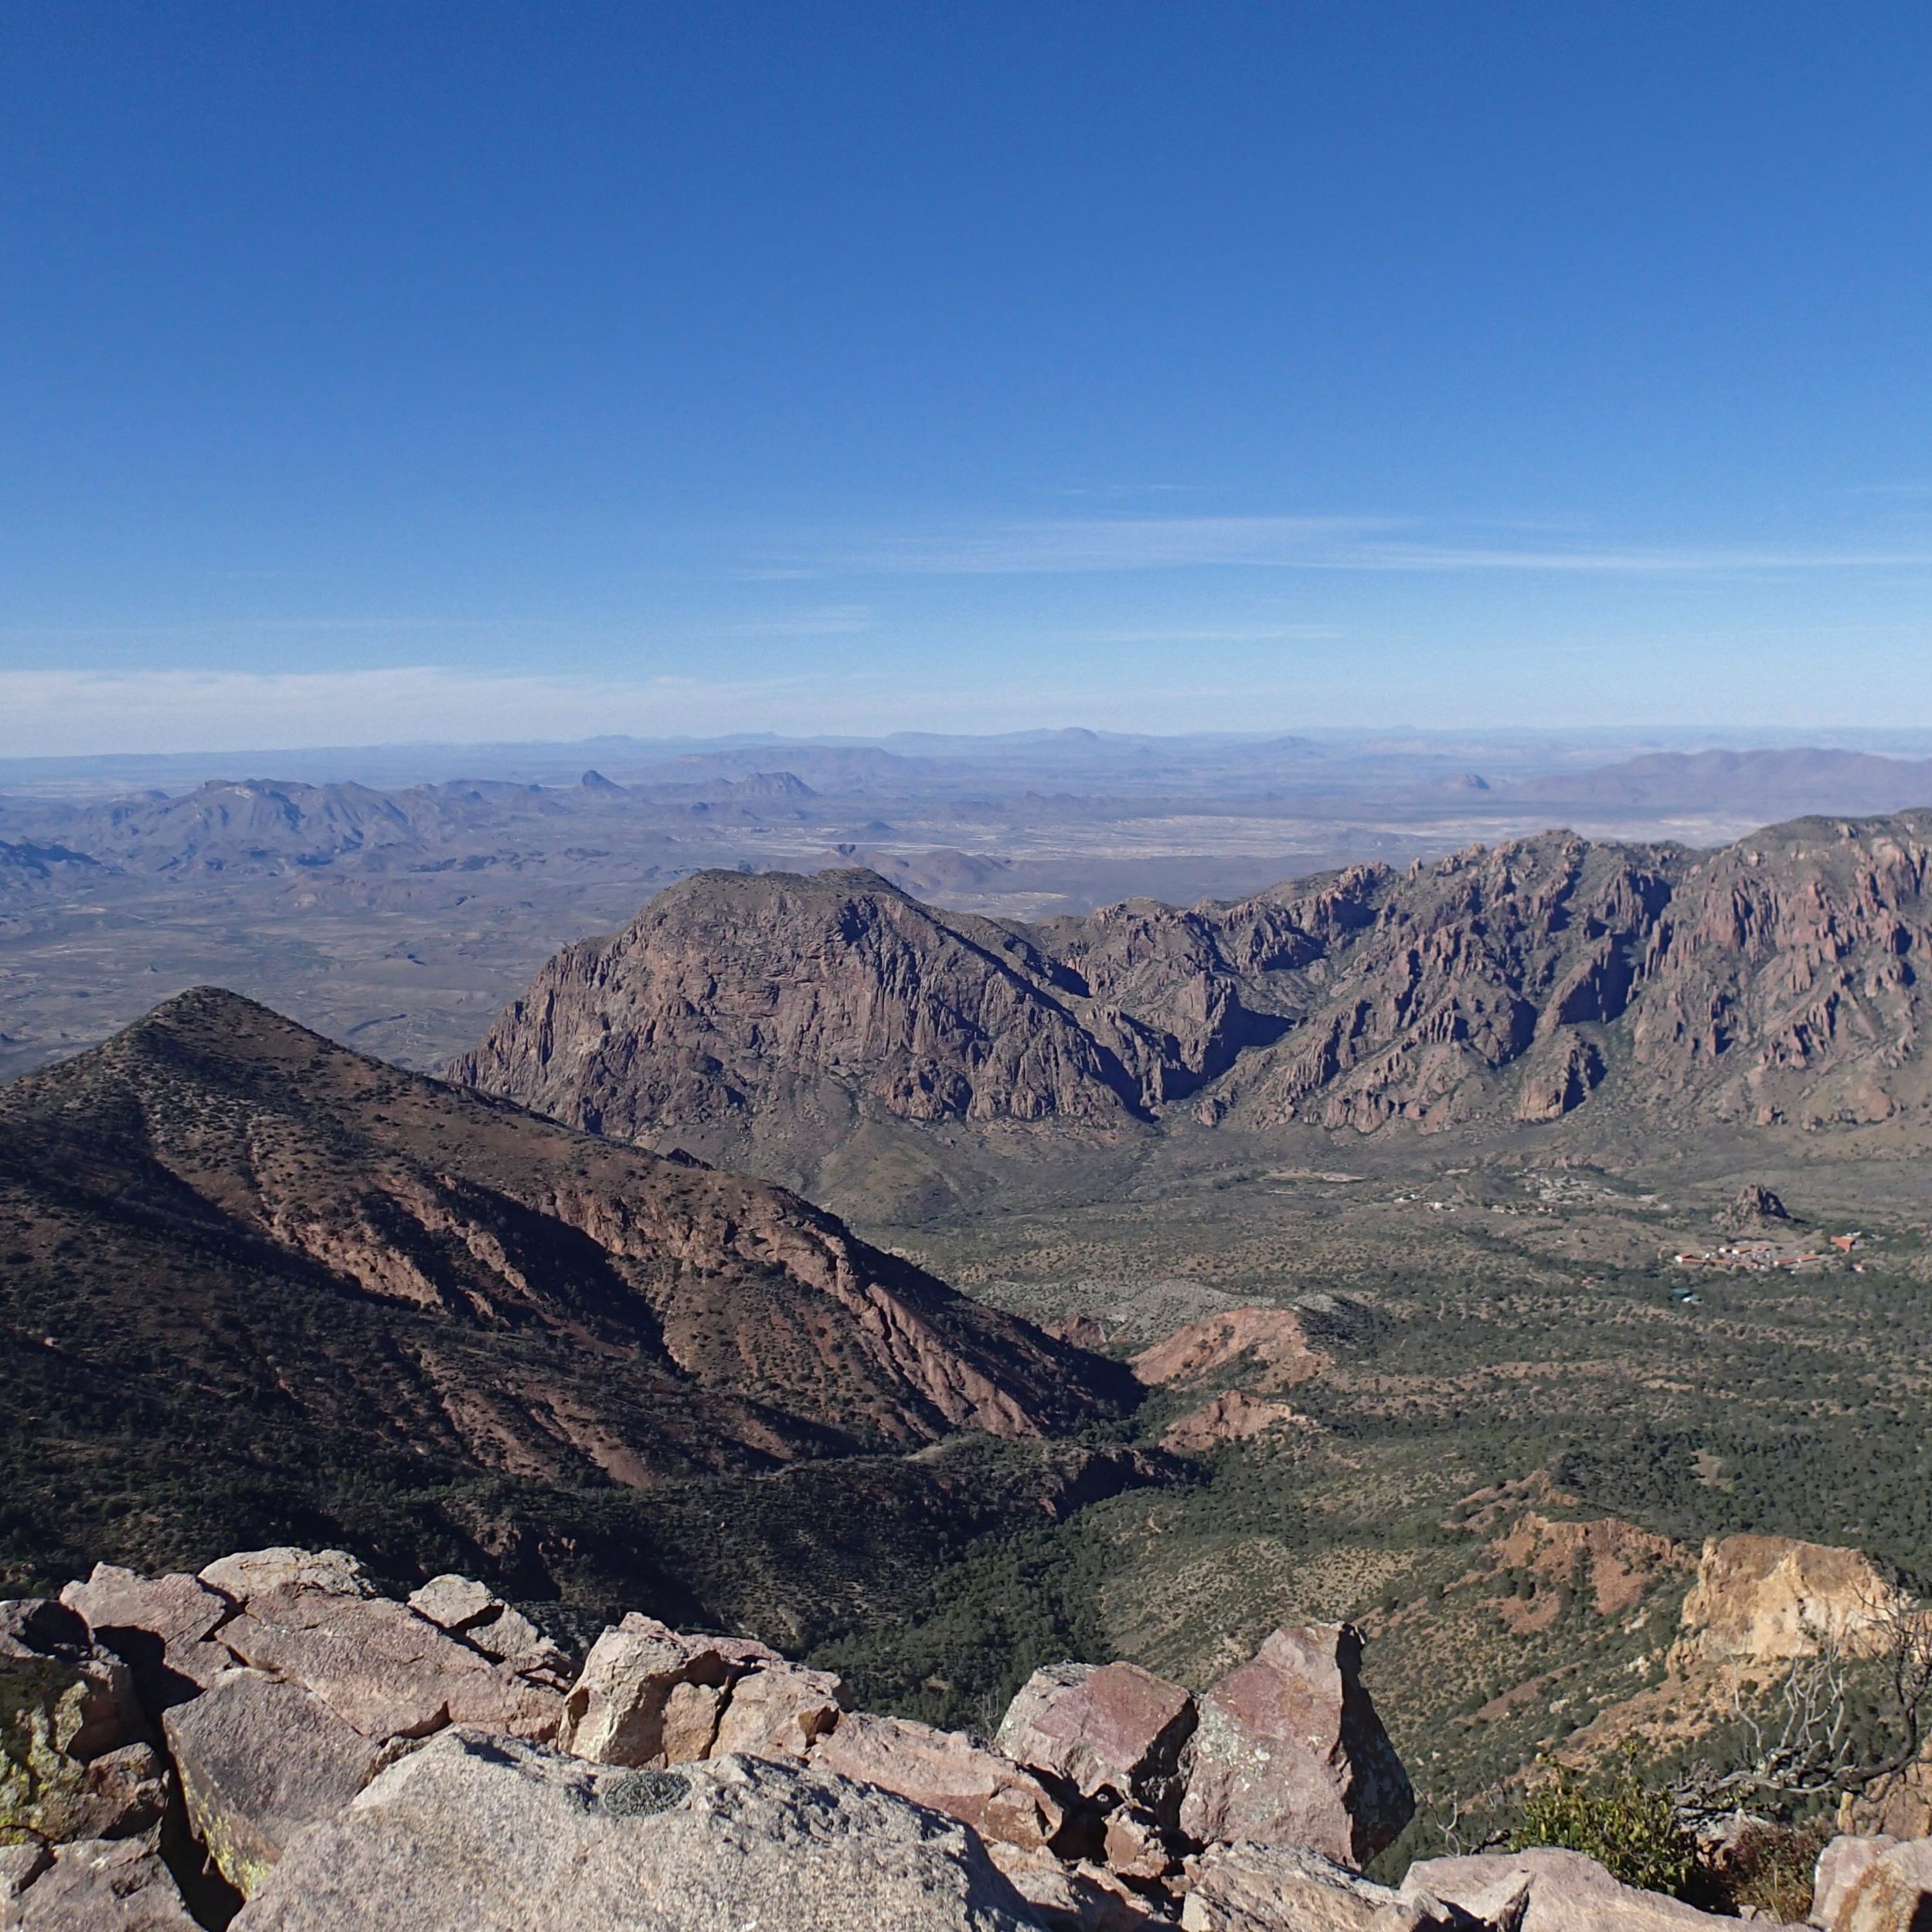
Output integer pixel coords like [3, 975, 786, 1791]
[1513, 1760, 1697, 1899]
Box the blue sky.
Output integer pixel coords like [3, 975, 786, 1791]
[4, 2, 1932, 752]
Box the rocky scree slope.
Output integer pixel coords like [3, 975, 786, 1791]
[0, 990, 1134, 1587]
[453, 813, 1932, 1171]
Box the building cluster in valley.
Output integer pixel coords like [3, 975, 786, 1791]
[1668, 1231, 1865, 1274]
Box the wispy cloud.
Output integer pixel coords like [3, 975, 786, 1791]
[4, 664, 1262, 757]
[1068, 624, 1347, 644]
[721, 604, 874, 637]
[794, 514, 1932, 577]
[0, 668, 815, 758]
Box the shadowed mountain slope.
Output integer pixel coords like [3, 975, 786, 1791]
[0, 990, 1137, 1588]
[454, 812, 1932, 1191]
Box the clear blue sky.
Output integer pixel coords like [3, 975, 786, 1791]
[5, 2, 1932, 752]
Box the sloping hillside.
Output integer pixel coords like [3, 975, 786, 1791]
[0, 988, 1136, 1595]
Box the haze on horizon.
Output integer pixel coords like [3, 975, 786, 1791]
[5, 3, 1932, 754]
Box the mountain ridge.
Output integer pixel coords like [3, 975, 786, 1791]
[451, 809, 1932, 1202]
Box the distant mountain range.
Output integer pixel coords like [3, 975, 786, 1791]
[9, 747, 1932, 893]
[0, 770, 821, 883]
[1506, 747, 1932, 818]
[452, 809, 1932, 1206]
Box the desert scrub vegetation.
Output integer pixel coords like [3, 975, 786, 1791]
[1513, 1758, 1699, 1898]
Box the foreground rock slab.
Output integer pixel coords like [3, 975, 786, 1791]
[1182, 1842, 1446, 1932]
[814, 1709, 1066, 1852]
[198, 1548, 372, 1605]
[233, 1727, 1046, 1931]
[1179, 1624, 1414, 1866]
[162, 1668, 385, 1897]
[219, 1585, 563, 1742]
[1408, 1847, 1791, 1932]
[984, 1839, 1165, 1930]
[1811, 1836, 1932, 1932]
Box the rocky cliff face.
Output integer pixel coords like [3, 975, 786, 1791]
[0, 991, 1135, 1573]
[450, 868, 1145, 1140]
[452, 813, 1932, 1177]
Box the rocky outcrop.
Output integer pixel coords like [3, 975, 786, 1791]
[1486, 1514, 1683, 1620]
[1131, 1309, 1327, 1395]
[1161, 1393, 1317, 1454]
[449, 867, 1148, 1139]
[16, 1542, 1825, 1932]
[1672, 1536, 1909, 1668]
[1179, 1624, 1414, 1866]
[452, 813, 1932, 1172]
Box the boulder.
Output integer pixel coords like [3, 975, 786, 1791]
[218, 1587, 562, 1741]
[555, 1612, 777, 1766]
[230, 1726, 1044, 1930]
[997, 1659, 1196, 1821]
[1814, 1838, 1900, 1930]
[60, 1566, 234, 1708]
[659, 1679, 724, 1761]
[1811, 1837, 1932, 1932]
[2, 1598, 145, 1845]
[1183, 1842, 1445, 1932]
[406, 1574, 499, 1631]
[162, 1668, 386, 1898]
[60, 1741, 172, 1841]
[1840, 1761, 1932, 1841]
[8, 1832, 200, 1930]
[1179, 1624, 1413, 1867]
[710, 1661, 847, 1759]
[461, 1604, 573, 1678]
[812, 1709, 1065, 1852]
[198, 1548, 372, 1604]
[1101, 1805, 1176, 1881]
[984, 1838, 1166, 1930]
[1406, 1848, 1767, 1932]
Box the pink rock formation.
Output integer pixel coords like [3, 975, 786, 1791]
[1179, 1624, 1413, 1867]
[995, 1660, 1196, 1822]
